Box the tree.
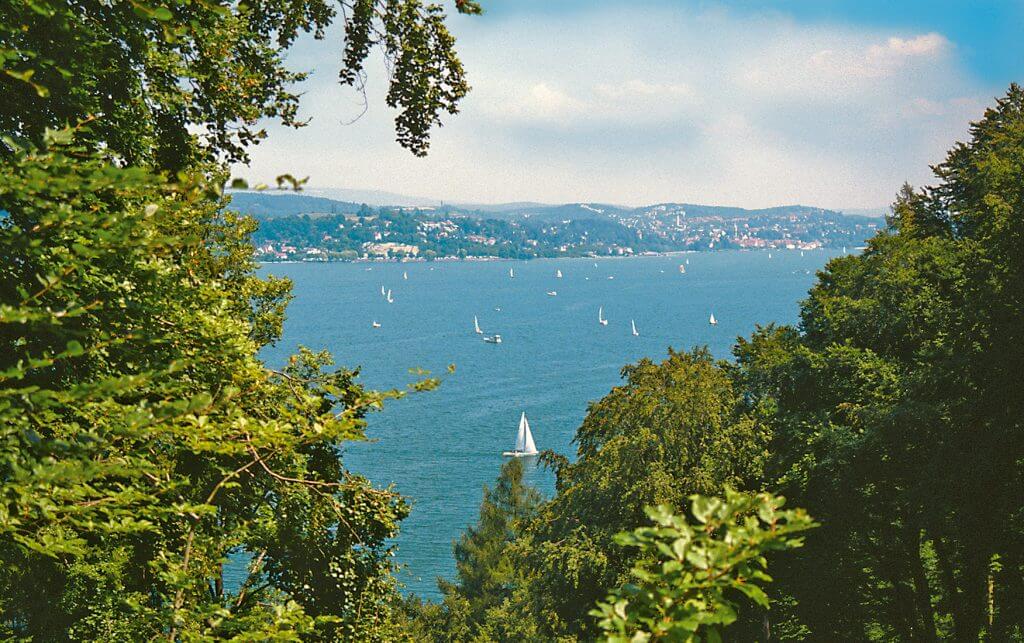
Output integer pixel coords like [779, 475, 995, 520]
[592, 490, 816, 643]
[1, 0, 481, 169]
[408, 458, 542, 641]
[0, 0, 478, 639]
[489, 348, 773, 640]
[736, 85, 1024, 640]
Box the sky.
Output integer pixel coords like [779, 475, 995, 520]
[235, 0, 1024, 210]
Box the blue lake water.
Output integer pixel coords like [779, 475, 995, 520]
[259, 250, 841, 598]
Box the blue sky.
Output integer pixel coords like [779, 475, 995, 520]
[237, 1, 1023, 209]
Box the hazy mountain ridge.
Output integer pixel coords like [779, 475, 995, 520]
[227, 191, 879, 223]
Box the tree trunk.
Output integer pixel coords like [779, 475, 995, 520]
[908, 528, 938, 643]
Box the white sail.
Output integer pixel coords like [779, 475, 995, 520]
[709, 313, 717, 325]
[631, 319, 638, 336]
[768, 252, 772, 259]
[556, 269, 563, 278]
[598, 306, 607, 325]
[474, 315, 483, 334]
[517, 412, 538, 454]
[403, 271, 408, 280]
[679, 264, 686, 274]
[509, 267, 515, 278]
[380, 284, 386, 296]
[386, 289, 394, 303]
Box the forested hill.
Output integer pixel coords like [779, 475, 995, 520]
[229, 192, 881, 261]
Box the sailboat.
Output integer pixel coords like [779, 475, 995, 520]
[800, 251, 805, 257]
[403, 271, 408, 280]
[598, 307, 608, 326]
[686, 259, 690, 265]
[556, 269, 563, 278]
[709, 313, 718, 326]
[371, 321, 381, 328]
[631, 319, 639, 337]
[768, 252, 772, 259]
[380, 284, 386, 297]
[546, 291, 557, 296]
[386, 289, 394, 303]
[483, 333, 502, 344]
[679, 264, 686, 274]
[474, 315, 483, 334]
[509, 267, 515, 278]
[502, 412, 538, 457]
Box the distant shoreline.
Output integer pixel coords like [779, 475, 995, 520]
[255, 247, 862, 265]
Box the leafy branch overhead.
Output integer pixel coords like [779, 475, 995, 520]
[0, 0, 480, 169]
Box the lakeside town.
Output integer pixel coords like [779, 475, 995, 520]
[237, 193, 882, 262]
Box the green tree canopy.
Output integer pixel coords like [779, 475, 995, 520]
[1, 0, 480, 169]
[0, 0, 478, 639]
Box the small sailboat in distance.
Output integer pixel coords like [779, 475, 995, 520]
[556, 269, 563, 278]
[386, 289, 394, 304]
[709, 313, 718, 326]
[474, 315, 483, 334]
[371, 321, 381, 328]
[380, 284, 386, 297]
[483, 333, 502, 344]
[679, 264, 686, 274]
[403, 271, 408, 280]
[509, 267, 515, 278]
[502, 412, 538, 457]
[599, 307, 609, 326]
[546, 291, 557, 296]
[631, 319, 639, 337]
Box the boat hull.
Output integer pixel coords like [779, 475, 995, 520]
[502, 450, 538, 457]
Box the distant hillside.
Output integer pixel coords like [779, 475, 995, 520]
[246, 193, 882, 262]
[227, 192, 365, 219]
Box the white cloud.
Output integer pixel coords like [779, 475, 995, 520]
[594, 80, 692, 100]
[480, 82, 584, 124]
[237, 5, 992, 210]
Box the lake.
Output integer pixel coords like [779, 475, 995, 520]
[259, 249, 841, 598]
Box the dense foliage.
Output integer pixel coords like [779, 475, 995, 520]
[1, 0, 478, 168]
[0, 0, 476, 639]
[408, 85, 1024, 641]
[0, 136, 420, 639]
[745, 84, 1024, 640]
[593, 491, 815, 642]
